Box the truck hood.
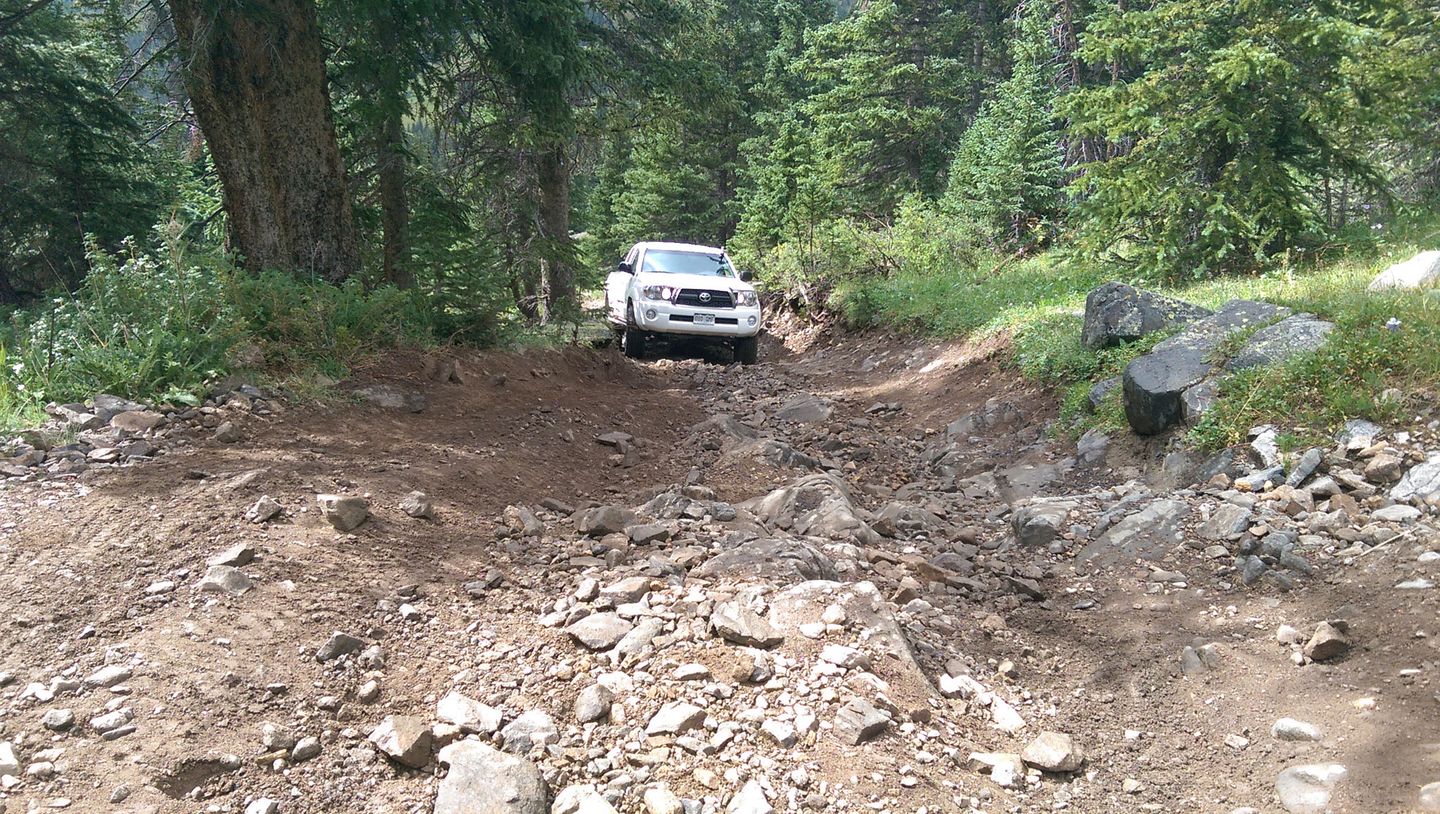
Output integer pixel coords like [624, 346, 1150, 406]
[632, 271, 755, 293]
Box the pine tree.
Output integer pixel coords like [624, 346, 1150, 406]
[944, 0, 1064, 246]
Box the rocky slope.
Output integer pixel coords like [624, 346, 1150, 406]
[0, 336, 1438, 814]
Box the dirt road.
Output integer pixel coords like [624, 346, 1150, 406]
[1, 333, 1437, 813]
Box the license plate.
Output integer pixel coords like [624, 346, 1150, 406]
[693, 313, 716, 326]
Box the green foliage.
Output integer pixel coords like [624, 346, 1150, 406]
[1061, 0, 1414, 278]
[945, 0, 1065, 246]
[0, 0, 165, 301]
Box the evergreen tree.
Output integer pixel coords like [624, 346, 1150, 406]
[945, 0, 1064, 246]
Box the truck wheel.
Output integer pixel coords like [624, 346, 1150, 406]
[734, 336, 759, 365]
[622, 301, 647, 359]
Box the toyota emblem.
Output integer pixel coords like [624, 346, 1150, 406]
[698, 292, 712, 302]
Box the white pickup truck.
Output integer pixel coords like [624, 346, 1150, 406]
[604, 241, 763, 364]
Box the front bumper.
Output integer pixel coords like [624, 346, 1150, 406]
[632, 299, 762, 338]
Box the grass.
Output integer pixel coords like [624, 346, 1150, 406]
[833, 219, 1440, 448]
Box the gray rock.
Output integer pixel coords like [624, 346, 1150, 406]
[316, 632, 366, 662]
[399, 491, 434, 519]
[1420, 781, 1440, 812]
[566, 613, 633, 651]
[1078, 500, 1187, 564]
[1180, 377, 1219, 423]
[742, 472, 878, 545]
[369, 715, 432, 768]
[436, 691, 502, 733]
[774, 394, 833, 423]
[600, 576, 652, 603]
[554, 784, 619, 814]
[833, 697, 889, 744]
[1368, 249, 1440, 291]
[1199, 503, 1251, 540]
[1086, 376, 1120, 413]
[317, 494, 369, 531]
[1077, 429, 1109, 467]
[1123, 347, 1214, 435]
[727, 780, 773, 814]
[1012, 501, 1072, 547]
[262, 722, 296, 751]
[1392, 454, 1440, 503]
[1373, 504, 1421, 522]
[1081, 281, 1211, 349]
[1275, 764, 1347, 813]
[1271, 718, 1322, 742]
[1227, 314, 1335, 372]
[214, 421, 243, 443]
[84, 664, 133, 688]
[643, 787, 685, 814]
[693, 538, 839, 585]
[711, 602, 783, 648]
[290, 736, 321, 762]
[1020, 731, 1085, 772]
[504, 505, 545, 537]
[354, 384, 426, 412]
[1336, 418, 1382, 449]
[208, 543, 257, 568]
[646, 702, 706, 735]
[574, 684, 614, 723]
[90, 708, 133, 734]
[42, 708, 75, 731]
[1303, 622, 1350, 662]
[244, 799, 280, 814]
[244, 496, 283, 524]
[110, 410, 166, 433]
[198, 565, 253, 595]
[626, 523, 670, 544]
[434, 740, 548, 814]
[500, 710, 558, 754]
[1286, 448, 1324, 487]
[575, 505, 633, 537]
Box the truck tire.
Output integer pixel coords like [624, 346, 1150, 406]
[622, 301, 647, 359]
[734, 335, 759, 365]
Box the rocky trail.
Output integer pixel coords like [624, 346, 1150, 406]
[1, 330, 1439, 814]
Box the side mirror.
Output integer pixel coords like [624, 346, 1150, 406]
[739, 269, 753, 282]
[617, 261, 633, 274]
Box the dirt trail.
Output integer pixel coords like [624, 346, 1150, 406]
[1, 333, 1437, 814]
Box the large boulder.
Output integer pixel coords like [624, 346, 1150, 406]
[1226, 314, 1335, 372]
[693, 537, 839, 585]
[434, 741, 548, 814]
[1122, 299, 1292, 435]
[1368, 250, 1440, 292]
[743, 473, 879, 545]
[1081, 282, 1212, 349]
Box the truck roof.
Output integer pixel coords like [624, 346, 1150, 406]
[632, 241, 725, 255]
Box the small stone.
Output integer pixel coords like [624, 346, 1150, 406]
[1123, 778, 1143, 794]
[1272, 718, 1323, 742]
[1275, 764, 1347, 813]
[434, 740, 548, 814]
[437, 690, 502, 733]
[1373, 504, 1422, 522]
[711, 602, 782, 648]
[316, 632, 366, 662]
[647, 702, 706, 736]
[84, 664, 132, 688]
[42, 709, 74, 731]
[566, 613, 634, 650]
[1225, 733, 1250, 751]
[368, 715, 433, 768]
[499, 709, 558, 754]
[357, 680, 381, 703]
[244, 800, 280, 814]
[400, 491, 434, 519]
[89, 709, 133, 734]
[575, 684, 614, 723]
[1418, 781, 1440, 812]
[644, 787, 684, 814]
[1303, 621, 1351, 662]
[290, 736, 321, 762]
[0, 741, 19, 777]
[1021, 731, 1084, 772]
[760, 719, 797, 747]
[214, 421, 242, 443]
[832, 698, 889, 744]
[208, 543, 257, 567]
[554, 784, 619, 814]
[198, 565, 254, 595]
[245, 496, 283, 524]
[262, 722, 296, 751]
[316, 494, 369, 531]
[728, 779, 773, 814]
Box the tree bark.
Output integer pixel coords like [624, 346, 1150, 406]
[535, 144, 575, 317]
[376, 104, 410, 289]
[168, 0, 359, 283]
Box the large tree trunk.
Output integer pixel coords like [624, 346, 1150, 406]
[168, 0, 359, 282]
[535, 144, 575, 317]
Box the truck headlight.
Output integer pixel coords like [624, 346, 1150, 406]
[734, 290, 758, 307]
[642, 285, 676, 301]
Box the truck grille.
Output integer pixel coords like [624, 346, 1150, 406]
[675, 289, 735, 309]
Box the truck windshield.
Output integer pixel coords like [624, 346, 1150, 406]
[641, 250, 735, 277]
